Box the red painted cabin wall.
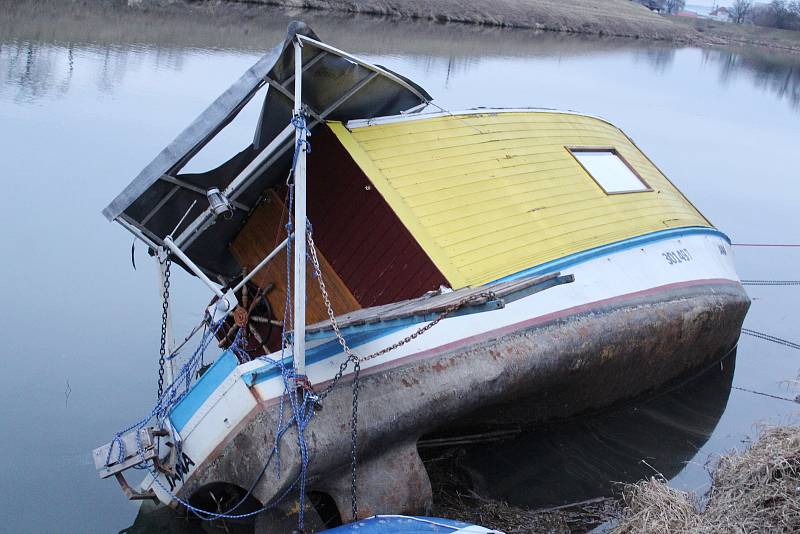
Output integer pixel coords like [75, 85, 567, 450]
[305, 125, 447, 307]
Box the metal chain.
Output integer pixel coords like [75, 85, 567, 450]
[350, 359, 360, 521]
[158, 254, 172, 398]
[306, 228, 496, 401]
[305, 226, 497, 520]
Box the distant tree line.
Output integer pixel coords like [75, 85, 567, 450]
[730, 0, 800, 31]
[634, 0, 686, 14]
[635, 0, 800, 30]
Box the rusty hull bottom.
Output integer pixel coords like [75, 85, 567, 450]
[180, 281, 750, 523]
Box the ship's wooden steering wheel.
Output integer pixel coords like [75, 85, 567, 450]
[215, 281, 277, 358]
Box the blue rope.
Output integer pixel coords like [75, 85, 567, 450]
[276, 176, 314, 530]
[144, 349, 319, 522]
[290, 114, 311, 174]
[105, 319, 226, 468]
[107, 323, 319, 522]
[108, 115, 323, 527]
[148, 387, 308, 521]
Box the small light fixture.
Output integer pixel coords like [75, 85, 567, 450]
[206, 188, 233, 219]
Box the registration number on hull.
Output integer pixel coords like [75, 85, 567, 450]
[662, 248, 692, 265]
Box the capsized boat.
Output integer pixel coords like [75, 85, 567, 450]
[93, 22, 749, 531]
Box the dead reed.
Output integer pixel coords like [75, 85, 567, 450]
[614, 426, 800, 533]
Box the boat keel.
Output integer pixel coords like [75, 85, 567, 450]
[316, 440, 433, 520]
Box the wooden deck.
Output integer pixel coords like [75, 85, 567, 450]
[306, 271, 573, 336]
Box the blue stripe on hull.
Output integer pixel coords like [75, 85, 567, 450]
[172, 226, 730, 428]
[242, 324, 408, 386]
[496, 226, 729, 284]
[170, 350, 238, 433]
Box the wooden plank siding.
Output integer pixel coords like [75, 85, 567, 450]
[230, 189, 361, 325]
[304, 126, 448, 307]
[230, 125, 449, 324]
[329, 111, 711, 288]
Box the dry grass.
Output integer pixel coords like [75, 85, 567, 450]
[433, 488, 618, 534]
[243, 0, 800, 52]
[669, 15, 800, 53]
[425, 448, 618, 533]
[614, 426, 800, 533]
[250, 0, 693, 41]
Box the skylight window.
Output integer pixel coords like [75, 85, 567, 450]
[568, 148, 650, 194]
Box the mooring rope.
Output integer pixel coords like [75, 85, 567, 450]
[109, 322, 314, 522]
[153, 117, 320, 526]
[741, 280, 800, 286]
[105, 318, 226, 468]
[732, 243, 800, 248]
[732, 386, 799, 404]
[105, 112, 505, 528]
[742, 328, 800, 351]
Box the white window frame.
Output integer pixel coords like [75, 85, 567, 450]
[567, 147, 652, 195]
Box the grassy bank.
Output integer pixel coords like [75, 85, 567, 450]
[669, 14, 800, 54]
[237, 0, 800, 52]
[246, 0, 693, 41]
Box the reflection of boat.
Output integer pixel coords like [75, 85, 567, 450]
[444, 349, 736, 508]
[93, 22, 749, 531]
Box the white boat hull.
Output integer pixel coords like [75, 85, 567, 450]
[142, 228, 748, 517]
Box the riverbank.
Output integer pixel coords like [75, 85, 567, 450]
[615, 426, 800, 532]
[234, 0, 800, 53]
[233, 0, 693, 41]
[669, 14, 800, 54]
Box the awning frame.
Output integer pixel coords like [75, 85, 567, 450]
[104, 24, 431, 280]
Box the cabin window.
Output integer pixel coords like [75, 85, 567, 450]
[568, 148, 650, 194]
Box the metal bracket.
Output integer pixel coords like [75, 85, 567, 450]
[93, 427, 159, 479]
[114, 472, 158, 501]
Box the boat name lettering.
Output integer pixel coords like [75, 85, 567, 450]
[662, 248, 692, 265]
[165, 452, 196, 491]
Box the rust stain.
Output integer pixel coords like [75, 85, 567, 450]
[431, 361, 447, 373]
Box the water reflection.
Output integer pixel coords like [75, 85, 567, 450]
[0, 42, 73, 103]
[2, 1, 799, 532]
[457, 351, 736, 508]
[633, 45, 677, 73]
[3, 0, 800, 111]
[702, 47, 800, 109]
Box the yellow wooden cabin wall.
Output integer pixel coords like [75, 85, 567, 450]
[329, 112, 710, 289]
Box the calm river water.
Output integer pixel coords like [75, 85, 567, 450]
[1, 1, 799, 532]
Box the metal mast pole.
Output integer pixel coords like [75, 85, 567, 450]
[292, 37, 307, 377]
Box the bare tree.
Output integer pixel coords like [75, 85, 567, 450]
[730, 0, 753, 23]
[664, 0, 686, 14]
[637, 0, 666, 12]
[770, 0, 792, 28]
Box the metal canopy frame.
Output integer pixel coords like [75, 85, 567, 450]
[171, 37, 418, 253]
[104, 23, 430, 284]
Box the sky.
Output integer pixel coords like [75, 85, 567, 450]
[686, 0, 730, 6]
